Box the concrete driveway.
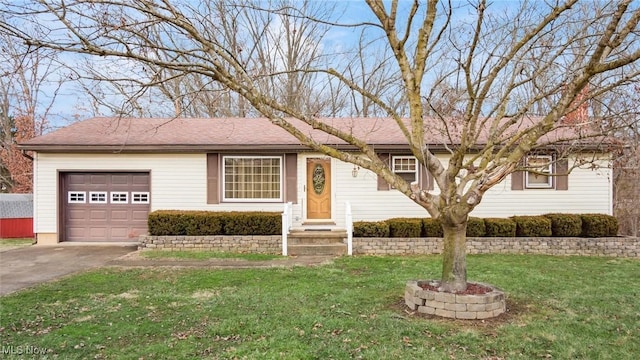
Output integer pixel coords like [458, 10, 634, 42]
[0, 244, 137, 296]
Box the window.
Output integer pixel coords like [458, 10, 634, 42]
[223, 156, 282, 201]
[392, 156, 418, 184]
[111, 192, 129, 204]
[525, 155, 553, 188]
[68, 191, 86, 204]
[131, 192, 150, 204]
[89, 191, 107, 204]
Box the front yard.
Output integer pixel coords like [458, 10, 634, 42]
[1, 254, 638, 359]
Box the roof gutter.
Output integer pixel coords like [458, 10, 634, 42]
[16, 141, 612, 154]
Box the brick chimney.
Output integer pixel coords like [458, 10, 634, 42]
[562, 84, 590, 125]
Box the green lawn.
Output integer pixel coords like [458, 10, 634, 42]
[0, 238, 33, 247]
[140, 250, 284, 261]
[1, 255, 638, 359]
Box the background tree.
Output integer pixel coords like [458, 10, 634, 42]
[609, 87, 640, 237]
[2, 0, 639, 291]
[0, 27, 64, 193]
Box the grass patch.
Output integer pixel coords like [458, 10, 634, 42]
[0, 238, 33, 247]
[140, 250, 284, 261]
[1, 255, 638, 359]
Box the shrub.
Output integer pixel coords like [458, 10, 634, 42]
[512, 216, 552, 237]
[353, 221, 390, 237]
[466, 217, 486, 237]
[387, 218, 422, 238]
[224, 212, 281, 235]
[484, 218, 516, 237]
[543, 213, 582, 237]
[148, 210, 188, 236]
[422, 218, 443, 237]
[580, 214, 618, 237]
[148, 210, 280, 236]
[182, 212, 224, 236]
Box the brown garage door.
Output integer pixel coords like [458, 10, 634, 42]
[61, 172, 150, 242]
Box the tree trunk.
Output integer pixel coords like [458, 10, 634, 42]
[440, 217, 468, 292]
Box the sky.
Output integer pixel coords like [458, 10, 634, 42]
[19, 1, 535, 130]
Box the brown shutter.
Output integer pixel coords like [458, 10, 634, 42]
[420, 164, 434, 190]
[377, 153, 391, 191]
[207, 153, 220, 204]
[556, 158, 569, 190]
[285, 153, 298, 203]
[511, 171, 524, 190]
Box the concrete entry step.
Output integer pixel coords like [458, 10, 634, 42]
[287, 229, 348, 256]
[287, 243, 347, 256]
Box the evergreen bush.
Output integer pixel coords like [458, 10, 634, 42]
[512, 216, 552, 237]
[484, 218, 516, 237]
[422, 218, 443, 237]
[387, 218, 422, 238]
[353, 221, 390, 237]
[148, 210, 280, 236]
[223, 212, 281, 235]
[466, 217, 486, 237]
[148, 210, 188, 236]
[543, 213, 582, 237]
[580, 214, 618, 237]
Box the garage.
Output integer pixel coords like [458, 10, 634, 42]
[61, 172, 150, 242]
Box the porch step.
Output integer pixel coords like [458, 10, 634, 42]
[287, 230, 347, 256]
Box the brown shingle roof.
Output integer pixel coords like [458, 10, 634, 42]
[19, 116, 606, 152]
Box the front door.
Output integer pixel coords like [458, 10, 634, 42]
[306, 158, 331, 220]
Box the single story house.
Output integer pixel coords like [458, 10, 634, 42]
[19, 117, 613, 244]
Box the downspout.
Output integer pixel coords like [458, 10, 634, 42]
[20, 149, 34, 161]
[609, 161, 614, 216]
[30, 151, 38, 244]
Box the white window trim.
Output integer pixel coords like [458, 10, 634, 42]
[222, 155, 283, 202]
[89, 191, 108, 204]
[110, 191, 129, 204]
[131, 191, 150, 204]
[68, 191, 86, 204]
[525, 155, 553, 189]
[392, 155, 419, 185]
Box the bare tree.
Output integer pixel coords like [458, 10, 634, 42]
[2, 0, 639, 291]
[69, 0, 347, 118]
[609, 86, 640, 237]
[0, 27, 64, 192]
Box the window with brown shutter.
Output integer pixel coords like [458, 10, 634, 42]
[207, 153, 220, 204]
[377, 153, 391, 191]
[511, 155, 569, 191]
[377, 154, 434, 191]
[284, 153, 298, 203]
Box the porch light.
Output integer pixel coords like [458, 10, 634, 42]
[351, 165, 360, 178]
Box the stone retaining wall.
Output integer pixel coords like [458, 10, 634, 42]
[139, 235, 639, 258]
[138, 235, 281, 254]
[405, 281, 506, 320]
[354, 237, 639, 257]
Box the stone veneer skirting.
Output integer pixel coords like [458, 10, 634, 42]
[139, 235, 282, 254]
[354, 237, 639, 257]
[138, 235, 639, 257]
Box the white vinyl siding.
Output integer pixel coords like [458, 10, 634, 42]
[32, 152, 612, 236]
[474, 159, 612, 217]
[32, 153, 286, 235]
[295, 153, 612, 227]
